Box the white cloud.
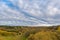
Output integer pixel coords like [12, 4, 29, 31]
[47, 6, 59, 16]
[0, 0, 60, 26]
[37, 23, 52, 26]
[0, 1, 43, 25]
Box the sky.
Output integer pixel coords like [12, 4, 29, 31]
[0, 0, 60, 26]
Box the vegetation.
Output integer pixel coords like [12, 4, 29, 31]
[0, 25, 60, 40]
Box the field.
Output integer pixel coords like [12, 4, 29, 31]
[0, 26, 60, 40]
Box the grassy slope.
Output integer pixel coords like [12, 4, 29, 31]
[0, 26, 60, 40]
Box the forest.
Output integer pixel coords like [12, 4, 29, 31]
[0, 25, 60, 40]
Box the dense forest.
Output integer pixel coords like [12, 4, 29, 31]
[0, 25, 60, 40]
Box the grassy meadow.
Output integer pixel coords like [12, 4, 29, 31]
[0, 26, 60, 40]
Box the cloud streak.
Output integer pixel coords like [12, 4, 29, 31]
[0, 0, 60, 26]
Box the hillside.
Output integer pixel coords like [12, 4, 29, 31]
[0, 25, 60, 40]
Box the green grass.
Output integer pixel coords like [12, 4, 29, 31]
[0, 36, 13, 40]
[0, 36, 18, 40]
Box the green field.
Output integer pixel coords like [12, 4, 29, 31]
[0, 26, 60, 40]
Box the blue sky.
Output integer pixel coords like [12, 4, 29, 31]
[0, 0, 60, 26]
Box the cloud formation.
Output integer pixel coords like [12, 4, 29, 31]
[0, 0, 60, 26]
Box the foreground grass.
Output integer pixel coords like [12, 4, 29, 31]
[0, 36, 15, 40]
[0, 35, 22, 40]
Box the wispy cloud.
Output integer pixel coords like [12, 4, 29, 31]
[0, 0, 60, 26]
